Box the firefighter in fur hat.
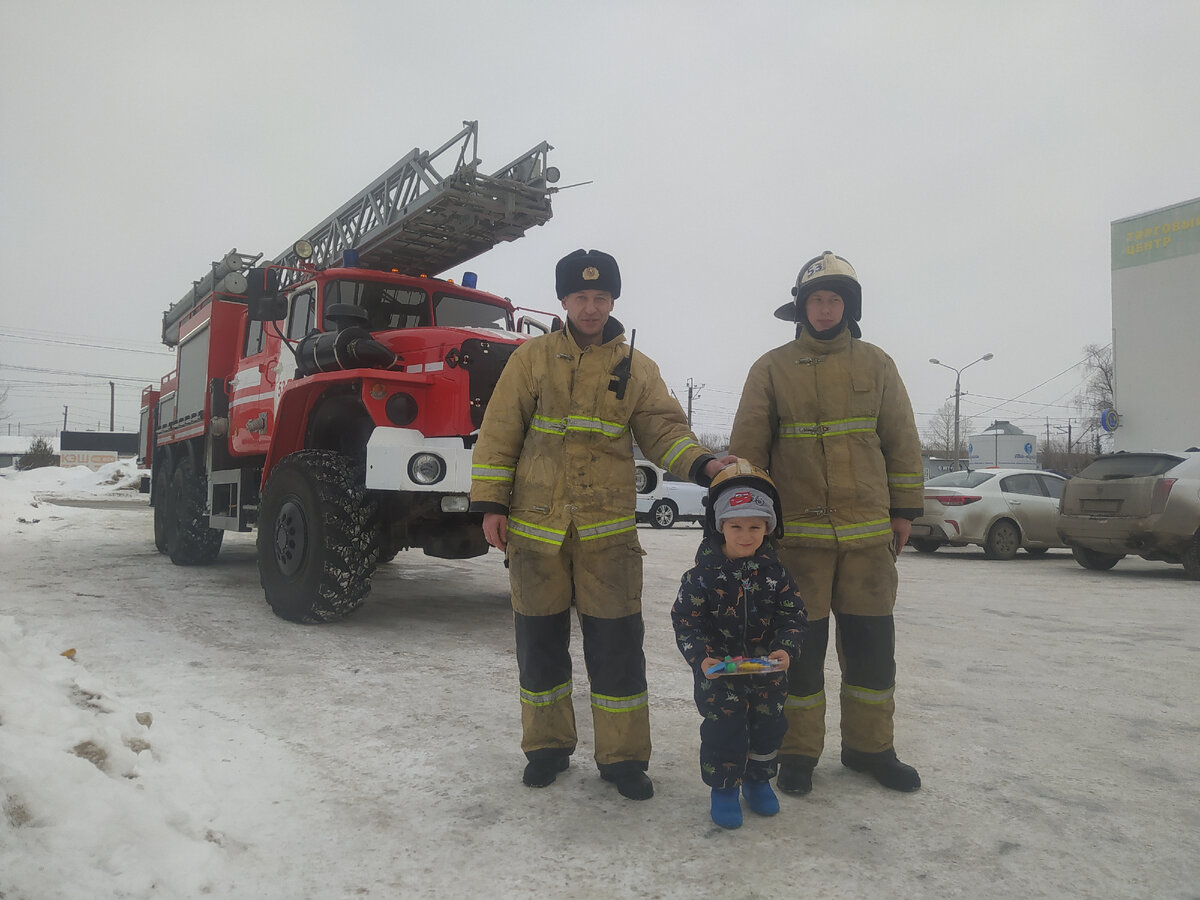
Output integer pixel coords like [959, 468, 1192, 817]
[471, 249, 734, 800]
[728, 251, 925, 794]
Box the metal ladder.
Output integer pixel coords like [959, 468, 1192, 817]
[272, 120, 557, 283]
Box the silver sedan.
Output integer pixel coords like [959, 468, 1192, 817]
[909, 468, 1068, 559]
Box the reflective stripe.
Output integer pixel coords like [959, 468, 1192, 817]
[521, 680, 573, 707]
[836, 518, 893, 539]
[591, 690, 649, 713]
[471, 464, 514, 483]
[786, 689, 825, 710]
[888, 472, 923, 488]
[783, 518, 892, 542]
[565, 415, 627, 438]
[660, 437, 701, 469]
[842, 683, 895, 705]
[509, 518, 568, 546]
[784, 522, 836, 540]
[576, 516, 636, 541]
[530, 414, 627, 439]
[748, 749, 778, 762]
[530, 415, 567, 435]
[779, 416, 878, 439]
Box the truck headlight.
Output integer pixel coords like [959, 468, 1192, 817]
[409, 453, 446, 485]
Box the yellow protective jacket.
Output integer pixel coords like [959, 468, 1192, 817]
[729, 327, 924, 551]
[471, 317, 714, 550]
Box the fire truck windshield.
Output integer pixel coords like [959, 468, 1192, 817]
[324, 280, 513, 332]
[432, 293, 513, 330]
[326, 280, 429, 330]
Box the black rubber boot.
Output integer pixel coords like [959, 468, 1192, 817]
[600, 763, 654, 800]
[776, 755, 818, 795]
[841, 747, 921, 792]
[522, 754, 569, 788]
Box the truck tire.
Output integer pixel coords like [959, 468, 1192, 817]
[153, 462, 173, 553]
[258, 450, 379, 623]
[167, 457, 223, 565]
[1071, 547, 1123, 571]
[983, 519, 1020, 560]
[909, 538, 939, 554]
[649, 499, 677, 528]
[1181, 532, 1200, 581]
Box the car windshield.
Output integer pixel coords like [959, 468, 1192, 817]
[433, 293, 512, 330]
[926, 470, 997, 488]
[1077, 454, 1184, 480]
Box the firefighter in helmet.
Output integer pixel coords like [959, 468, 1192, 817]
[728, 251, 925, 794]
[470, 249, 735, 801]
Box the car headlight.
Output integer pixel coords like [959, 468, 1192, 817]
[409, 453, 446, 485]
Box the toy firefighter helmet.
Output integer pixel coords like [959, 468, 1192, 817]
[705, 459, 783, 539]
[773, 250, 863, 337]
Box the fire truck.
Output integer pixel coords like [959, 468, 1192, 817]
[139, 122, 561, 623]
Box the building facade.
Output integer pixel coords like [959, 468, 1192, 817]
[1110, 197, 1200, 452]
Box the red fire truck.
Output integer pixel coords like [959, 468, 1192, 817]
[139, 122, 560, 623]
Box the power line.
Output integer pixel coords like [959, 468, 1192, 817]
[0, 363, 158, 384]
[0, 328, 170, 356]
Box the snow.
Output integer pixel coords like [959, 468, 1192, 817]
[2, 461, 1199, 899]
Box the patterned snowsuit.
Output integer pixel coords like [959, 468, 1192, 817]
[729, 326, 923, 760]
[672, 535, 808, 789]
[471, 317, 716, 775]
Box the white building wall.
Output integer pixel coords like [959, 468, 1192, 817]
[1110, 198, 1200, 452]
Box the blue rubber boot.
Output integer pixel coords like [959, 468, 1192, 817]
[710, 787, 743, 829]
[742, 779, 780, 816]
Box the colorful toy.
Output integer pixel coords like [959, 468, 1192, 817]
[704, 655, 786, 676]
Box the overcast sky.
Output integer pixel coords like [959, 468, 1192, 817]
[2, 0, 1197, 445]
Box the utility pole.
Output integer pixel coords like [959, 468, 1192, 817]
[686, 377, 704, 428]
[62, 406, 68, 430]
[110, 381, 115, 431]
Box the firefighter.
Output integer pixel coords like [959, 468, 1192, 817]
[470, 249, 734, 800]
[728, 251, 925, 794]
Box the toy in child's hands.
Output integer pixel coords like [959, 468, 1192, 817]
[704, 655, 787, 676]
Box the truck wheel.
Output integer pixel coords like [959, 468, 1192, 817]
[650, 499, 677, 528]
[983, 519, 1020, 560]
[167, 457, 223, 565]
[1071, 547, 1123, 571]
[258, 450, 379, 623]
[153, 462, 173, 553]
[910, 538, 939, 554]
[1181, 532, 1200, 581]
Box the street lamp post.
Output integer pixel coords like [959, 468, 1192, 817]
[929, 353, 994, 470]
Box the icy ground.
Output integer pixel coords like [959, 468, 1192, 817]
[1, 461, 1198, 899]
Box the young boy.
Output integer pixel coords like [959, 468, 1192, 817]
[671, 460, 808, 829]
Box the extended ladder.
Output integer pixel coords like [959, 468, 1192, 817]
[273, 120, 557, 283]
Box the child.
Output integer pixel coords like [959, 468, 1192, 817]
[671, 460, 808, 829]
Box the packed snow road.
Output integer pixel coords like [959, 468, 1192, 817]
[2, 491, 1198, 898]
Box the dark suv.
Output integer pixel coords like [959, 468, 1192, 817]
[1057, 450, 1200, 579]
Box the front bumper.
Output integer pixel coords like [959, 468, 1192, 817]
[365, 427, 472, 496]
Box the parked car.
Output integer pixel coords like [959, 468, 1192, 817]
[1056, 450, 1200, 579]
[909, 468, 1068, 559]
[634, 460, 707, 528]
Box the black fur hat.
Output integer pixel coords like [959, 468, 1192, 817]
[555, 249, 621, 300]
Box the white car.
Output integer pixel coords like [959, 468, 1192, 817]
[634, 460, 707, 528]
[909, 467, 1068, 559]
